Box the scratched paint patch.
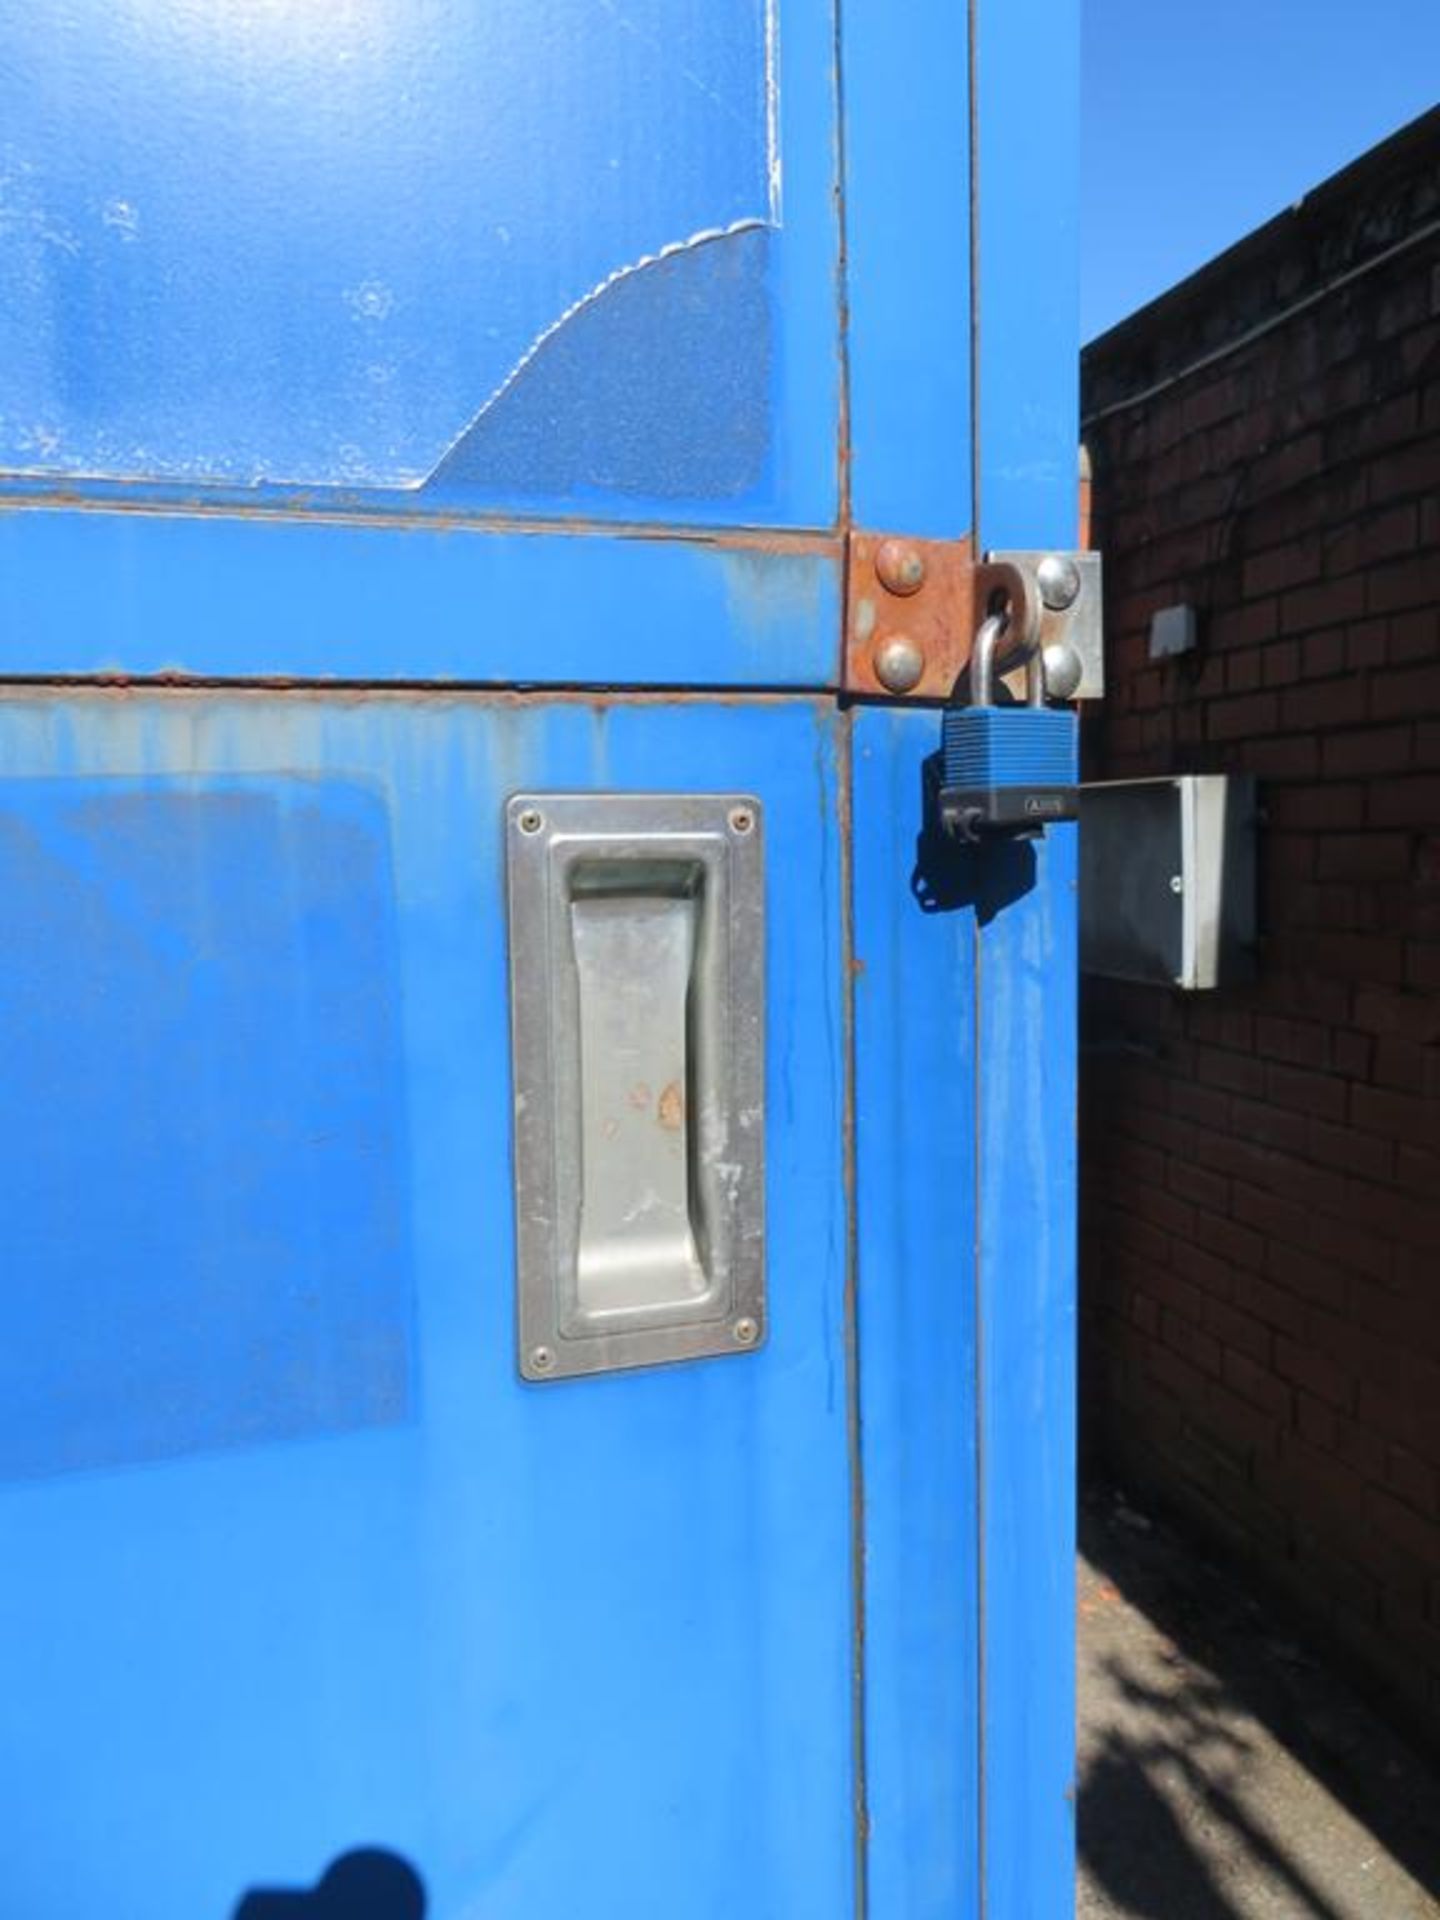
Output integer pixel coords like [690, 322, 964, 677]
[432, 223, 771, 500]
[0, 777, 413, 1479]
[0, 0, 774, 491]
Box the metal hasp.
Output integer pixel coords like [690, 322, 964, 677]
[937, 549, 1102, 841]
[506, 793, 765, 1382]
[843, 535, 1102, 706]
[992, 547, 1105, 702]
[844, 531, 980, 699]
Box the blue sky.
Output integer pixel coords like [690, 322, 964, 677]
[1082, 2, 1440, 340]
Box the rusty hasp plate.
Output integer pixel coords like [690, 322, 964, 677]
[844, 532, 976, 701]
[845, 534, 1040, 701]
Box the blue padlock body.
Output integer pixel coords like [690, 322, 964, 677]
[941, 706, 1078, 789]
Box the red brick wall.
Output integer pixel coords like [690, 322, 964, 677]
[1080, 114, 1440, 1745]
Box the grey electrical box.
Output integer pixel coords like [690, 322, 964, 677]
[1149, 603, 1198, 660]
[1080, 774, 1256, 990]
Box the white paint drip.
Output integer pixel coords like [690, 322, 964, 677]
[765, 0, 782, 222]
[343, 279, 395, 321]
[101, 198, 140, 242]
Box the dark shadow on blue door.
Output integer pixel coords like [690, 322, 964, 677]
[910, 751, 1037, 922]
[233, 1849, 425, 1920]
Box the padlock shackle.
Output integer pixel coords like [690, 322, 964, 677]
[971, 612, 1008, 708]
[972, 609, 1045, 708]
[1028, 650, 1047, 709]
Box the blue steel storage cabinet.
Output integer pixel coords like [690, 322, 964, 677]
[0, 4, 1080, 1916]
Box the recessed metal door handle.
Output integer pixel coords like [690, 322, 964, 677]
[570, 888, 705, 1316]
[506, 794, 766, 1381]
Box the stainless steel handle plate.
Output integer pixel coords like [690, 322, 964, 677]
[505, 793, 766, 1381]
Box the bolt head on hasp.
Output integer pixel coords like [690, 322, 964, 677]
[873, 634, 926, 693]
[874, 538, 927, 597]
[1036, 552, 1082, 611]
[1041, 640, 1084, 701]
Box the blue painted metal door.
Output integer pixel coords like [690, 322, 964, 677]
[0, 697, 852, 1919]
[0, 3, 1079, 1916]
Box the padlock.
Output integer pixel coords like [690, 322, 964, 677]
[937, 609, 1079, 842]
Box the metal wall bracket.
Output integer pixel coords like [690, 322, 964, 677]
[506, 793, 766, 1382]
[986, 548, 1105, 702]
[1080, 775, 1256, 989]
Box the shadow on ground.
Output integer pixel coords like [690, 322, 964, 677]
[1078, 1490, 1440, 1918]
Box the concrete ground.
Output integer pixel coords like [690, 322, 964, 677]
[1078, 1491, 1440, 1918]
